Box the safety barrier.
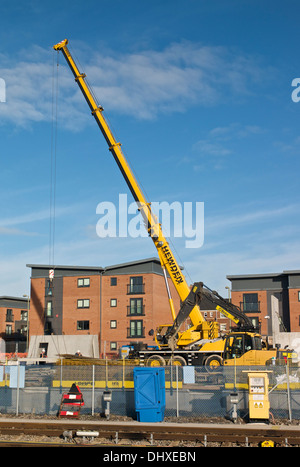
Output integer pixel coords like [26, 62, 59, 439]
[0, 362, 298, 421]
[52, 359, 182, 389]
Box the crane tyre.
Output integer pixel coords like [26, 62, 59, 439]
[167, 356, 187, 366]
[146, 355, 166, 367]
[204, 354, 223, 372]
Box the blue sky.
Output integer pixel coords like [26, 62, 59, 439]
[1, 0, 300, 297]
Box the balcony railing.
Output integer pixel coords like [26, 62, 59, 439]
[240, 302, 260, 312]
[127, 283, 145, 294]
[127, 305, 145, 316]
[127, 327, 145, 338]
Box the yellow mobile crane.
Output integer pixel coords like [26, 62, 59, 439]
[53, 40, 293, 368]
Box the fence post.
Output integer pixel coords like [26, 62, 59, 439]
[16, 364, 20, 416]
[176, 364, 179, 417]
[234, 357, 237, 390]
[105, 358, 108, 387]
[286, 361, 292, 421]
[92, 365, 95, 416]
[122, 358, 125, 388]
[60, 358, 63, 388]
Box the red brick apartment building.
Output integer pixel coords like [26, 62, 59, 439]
[27, 258, 181, 356]
[0, 296, 29, 353]
[227, 270, 300, 337]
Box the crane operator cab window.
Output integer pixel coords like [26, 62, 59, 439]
[224, 333, 259, 360]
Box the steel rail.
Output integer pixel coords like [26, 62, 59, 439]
[0, 418, 299, 446]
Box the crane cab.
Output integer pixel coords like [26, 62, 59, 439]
[223, 332, 277, 366]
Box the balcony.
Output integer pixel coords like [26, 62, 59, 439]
[127, 305, 145, 316]
[127, 327, 145, 338]
[127, 283, 145, 294]
[240, 301, 260, 312]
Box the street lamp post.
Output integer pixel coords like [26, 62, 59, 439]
[23, 295, 30, 354]
[225, 286, 231, 302]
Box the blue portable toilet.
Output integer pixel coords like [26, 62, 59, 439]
[133, 367, 165, 422]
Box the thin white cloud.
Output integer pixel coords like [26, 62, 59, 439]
[184, 242, 300, 294]
[193, 140, 232, 156]
[208, 123, 265, 140]
[206, 203, 300, 232]
[88, 42, 266, 119]
[1, 201, 300, 297]
[0, 208, 52, 228]
[0, 203, 86, 238]
[0, 227, 38, 236]
[192, 122, 266, 166]
[0, 41, 267, 128]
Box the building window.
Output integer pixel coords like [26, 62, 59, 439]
[298, 291, 300, 302]
[110, 277, 117, 286]
[78, 278, 90, 287]
[44, 322, 53, 335]
[128, 320, 144, 338]
[20, 324, 27, 336]
[77, 320, 89, 330]
[127, 276, 144, 294]
[250, 316, 260, 329]
[46, 301, 52, 317]
[110, 320, 117, 328]
[46, 279, 53, 296]
[110, 299, 117, 307]
[5, 309, 14, 322]
[110, 342, 117, 350]
[77, 299, 90, 309]
[241, 293, 260, 312]
[5, 325, 12, 335]
[128, 298, 144, 316]
[21, 310, 28, 321]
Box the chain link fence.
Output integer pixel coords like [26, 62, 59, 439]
[0, 361, 299, 421]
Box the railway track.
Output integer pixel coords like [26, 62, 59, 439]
[0, 418, 299, 447]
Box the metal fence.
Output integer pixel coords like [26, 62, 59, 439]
[0, 361, 299, 421]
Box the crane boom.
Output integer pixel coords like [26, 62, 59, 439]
[53, 39, 287, 370]
[53, 39, 219, 343]
[163, 281, 257, 349]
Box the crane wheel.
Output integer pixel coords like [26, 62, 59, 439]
[204, 354, 223, 371]
[167, 356, 187, 366]
[146, 355, 166, 367]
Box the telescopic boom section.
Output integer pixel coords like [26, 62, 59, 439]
[53, 39, 211, 335]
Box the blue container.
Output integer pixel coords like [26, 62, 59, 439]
[133, 367, 166, 422]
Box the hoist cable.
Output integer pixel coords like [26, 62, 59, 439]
[49, 50, 59, 267]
